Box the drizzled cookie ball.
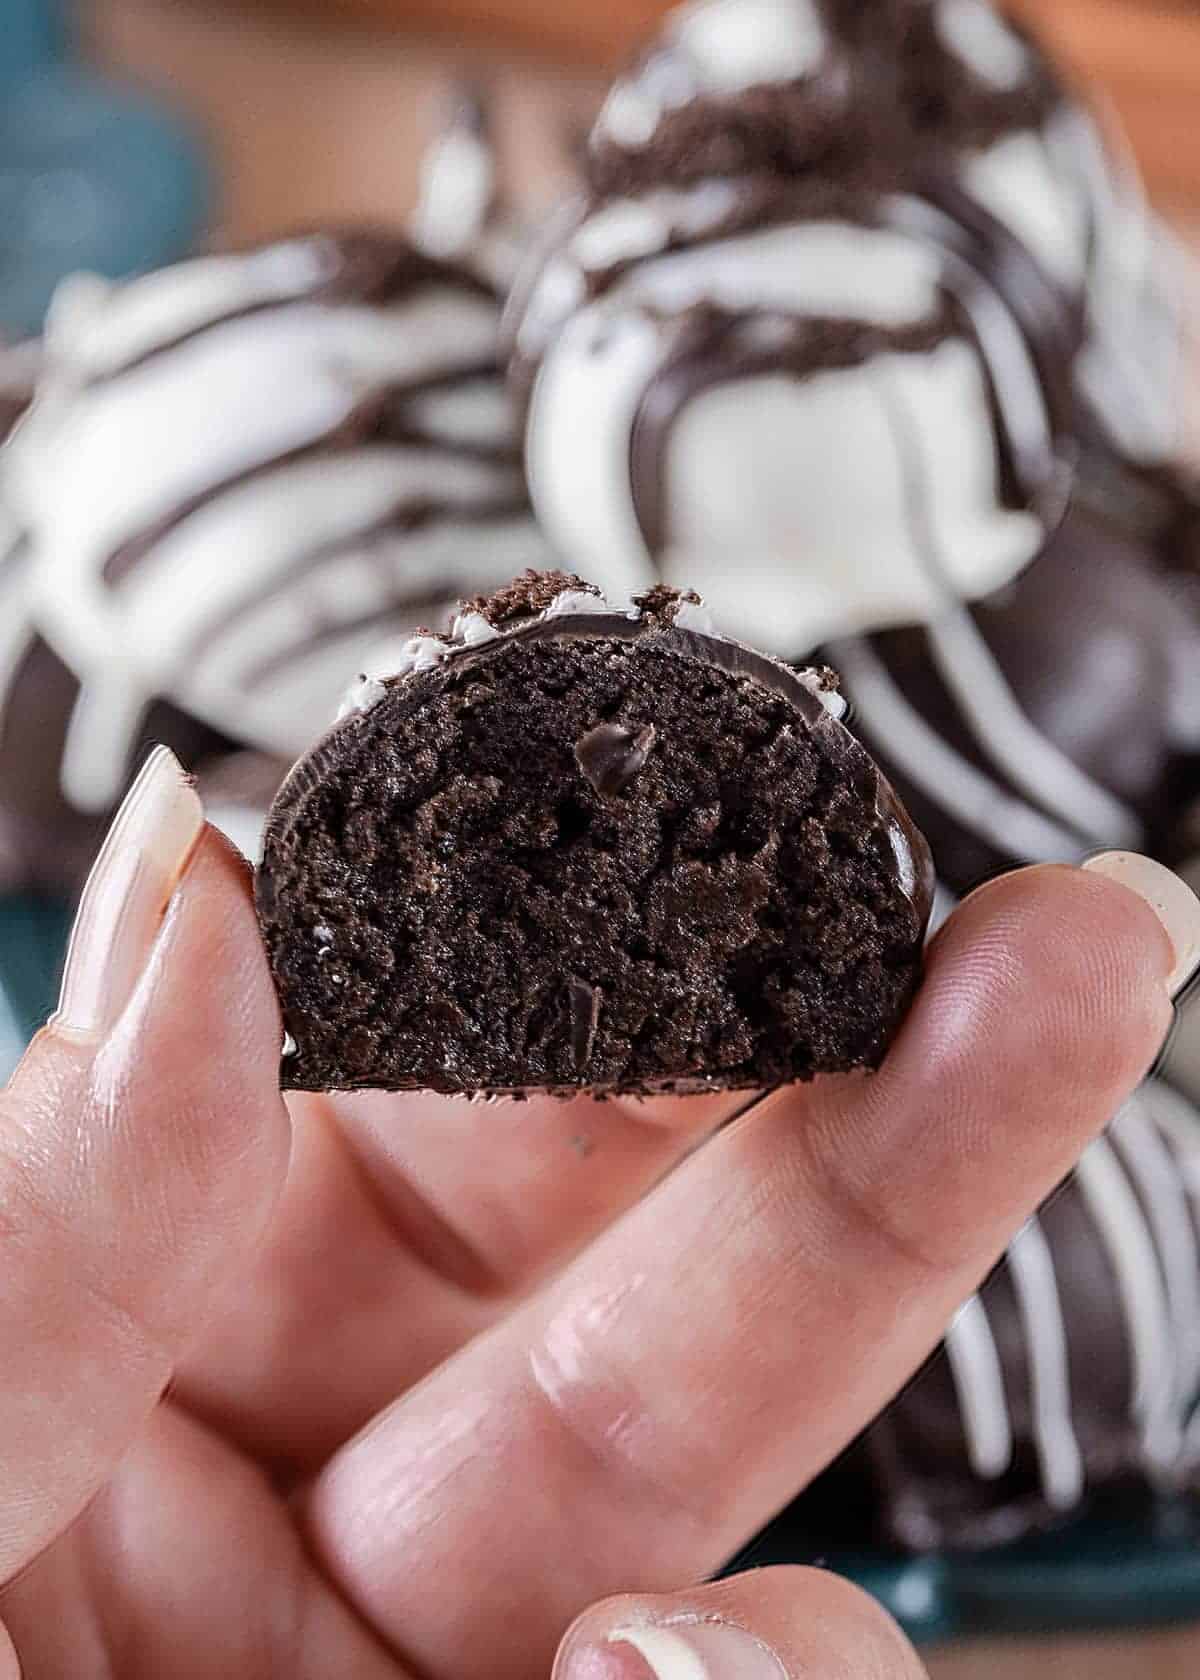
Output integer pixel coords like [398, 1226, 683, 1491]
[584, 0, 1189, 464]
[0, 223, 551, 892]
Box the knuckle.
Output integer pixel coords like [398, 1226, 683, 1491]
[794, 1112, 953, 1283]
[527, 1314, 716, 1542]
[0, 1089, 172, 1383]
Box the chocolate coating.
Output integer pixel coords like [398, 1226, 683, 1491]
[839, 501, 1200, 893]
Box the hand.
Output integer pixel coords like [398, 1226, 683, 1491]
[0, 748, 1181, 1679]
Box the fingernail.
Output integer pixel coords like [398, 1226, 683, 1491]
[563, 1623, 788, 1680]
[54, 747, 205, 1039]
[1083, 851, 1200, 998]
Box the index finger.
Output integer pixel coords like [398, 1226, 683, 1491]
[304, 863, 1177, 1680]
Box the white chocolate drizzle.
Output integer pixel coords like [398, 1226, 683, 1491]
[943, 1293, 1013, 1479]
[543, 587, 640, 620]
[1004, 1214, 1085, 1510]
[450, 609, 504, 646]
[929, 1080, 1200, 1523]
[795, 665, 847, 721]
[4, 225, 555, 814]
[935, 0, 1030, 91]
[336, 675, 390, 722]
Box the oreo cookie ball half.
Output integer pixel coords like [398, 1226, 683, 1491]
[256, 573, 935, 1096]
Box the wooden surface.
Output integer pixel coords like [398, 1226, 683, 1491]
[247, 0, 668, 64]
[1008, 0, 1200, 211]
[928, 1623, 1200, 1679]
[83, 1, 1200, 1672]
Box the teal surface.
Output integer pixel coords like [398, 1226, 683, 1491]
[0, 0, 63, 84]
[0, 1, 209, 337]
[731, 1496, 1200, 1643]
[0, 68, 210, 337]
[0, 894, 71, 1071]
[3, 896, 1200, 1643]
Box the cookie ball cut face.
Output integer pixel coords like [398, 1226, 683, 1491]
[257, 575, 934, 1097]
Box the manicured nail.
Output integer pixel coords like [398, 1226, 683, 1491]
[1083, 851, 1200, 998]
[563, 1623, 788, 1680]
[54, 747, 205, 1039]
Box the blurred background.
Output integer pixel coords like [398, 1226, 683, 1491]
[82, 1, 1200, 244]
[4, 2, 1200, 1675]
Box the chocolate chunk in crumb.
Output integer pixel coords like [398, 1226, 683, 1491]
[568, 977, 603, 1071]
[575, 722, 657, 797]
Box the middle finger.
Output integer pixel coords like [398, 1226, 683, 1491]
[176, 1081, 746, 1469]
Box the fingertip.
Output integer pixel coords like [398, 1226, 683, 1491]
[47, 822, 293, 1323]
[0, 834, 289, 1583]
[1080, 851, 1200, 997]
[101, 823, 291, 1208]
[949, 861, 1179, 980]
[926, 862, 1175, 1082]
[803, 860, 1182, 1280]
[558, 1573, 927, 1680]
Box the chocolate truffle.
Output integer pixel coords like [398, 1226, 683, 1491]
[832, 508, 1200, 894]
[256, 572, 934, 1096]
[511, 174, 1074, 655]
[583, 0, 1188, 467]
[788, 1079, 1200, 1552]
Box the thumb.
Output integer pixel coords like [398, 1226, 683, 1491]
[555, 1571, 927, 1680]
[0, 748, 290, 1584]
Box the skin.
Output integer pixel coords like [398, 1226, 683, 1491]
[0, 830, 1176, 1678]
